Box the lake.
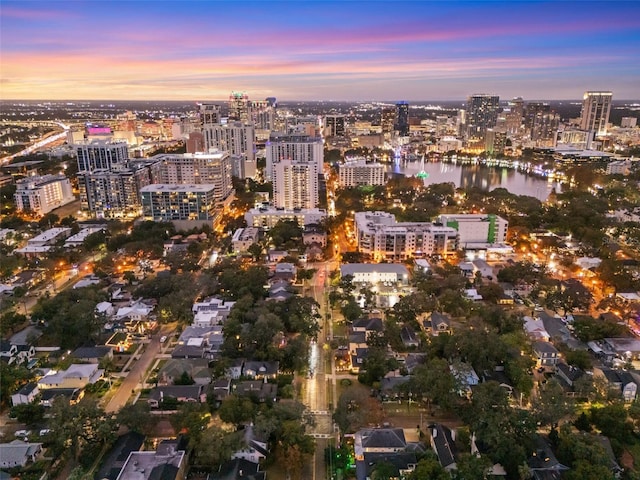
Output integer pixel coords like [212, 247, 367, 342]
[388, 160, 563, 201]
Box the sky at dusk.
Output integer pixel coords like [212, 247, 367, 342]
[2, 1, 639, 102]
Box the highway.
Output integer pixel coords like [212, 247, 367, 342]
[1, 121, 70, 164]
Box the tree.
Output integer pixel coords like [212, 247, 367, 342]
[116, 402, 153, 435]
[532, 378, 574, 427]
[170, 402, 210, 447]
[452, 453, 493, 480]
[407, 452, 449, 480]
[334, 387, 384, 433]
[218, 395, 256, 427]
[9, 403, 45, 426]
[193, 426, 243, 469]
[247, 242, 264, 261]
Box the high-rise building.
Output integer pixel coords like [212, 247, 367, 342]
[579, 91, 612, 136]
[201, 122, 256, 178]
[76, 140, 129, 173]
[14, 174, 75, 216]
[381, 107, 396, 139]
[621, 117, 637, 128]
[485, 129, 507, 156]
[150, 151, 233, 201]
[504, 97, 524, 134]
[524, 102, 559, 146]
[265, 133, 323, 181]
[324, 115, 346, 137]
[199, 103, 221, 127]
[251, 100, 275, 131]
[228, 91, 251, 123]
[338, 159, 385, 187]
[272, 160, 319, 209]
[77, 167, 149, 219]
[140, 184, 218, 228]
[395, 102, 410, 136]
[465, 94, 500, 140]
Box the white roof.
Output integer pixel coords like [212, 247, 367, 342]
[340, 263, 409, 276]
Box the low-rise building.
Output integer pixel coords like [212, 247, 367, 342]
[533, 341, 559, 369]
[231, 227, 260, 254]
[11, 383, 39, 406]
[338, 158, 385, 187]
[0, 441, 43, 469]
[116, 439, 187, 480]
[340, 263, 409, 285]
[37, 364, 103, 390]
[245, 206, 326, 229]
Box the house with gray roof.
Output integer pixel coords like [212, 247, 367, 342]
[0, 440, 43, 468]
[429, 424, 457, 471]
[147, 385, 205, 408]
[11, 382, 39, 406]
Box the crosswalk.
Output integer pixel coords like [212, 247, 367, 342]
[307, 433, 335, 438]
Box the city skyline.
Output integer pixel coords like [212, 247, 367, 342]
[1, 1, 640, 101]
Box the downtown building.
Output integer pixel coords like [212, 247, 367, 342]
[76, 140, 153, 218]
[140, 184, 218, 229]
[395, 101, 410, 136]
[200, 122, 256, 179]
[524, 102, 559, 147]
[338, 158, 385, 187]
[272, 160, 319, 209]
[324, 114, 346, 137]
[245, 206, 326, 229]
[579, 91, 613, 136]
[465, 94, 500, 141]
[14, 174, 75, 216]
[354, 211, 459, 261]
[149, 151, 234, 202]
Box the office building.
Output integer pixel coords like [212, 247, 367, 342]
[579, 91, 612, 136]
[354, 211, 458, 261]
[381, 107, 396, 139]
[324, 115, 346, 137]
[272, 160, 319, 209]
[228, 91, 251, 123]
[150, 152, 233, 201]
[504, 97, 524, 134]
[76, 140, 129, 173]
[201, 122, 256, 178]
[338, 158, 385, 187]
[395, 102, 410, 136]
[466, 94, 500, 140]
[438, 213, 508, 246]
[140, 184, 218, 228]
[14, 174, 75, 216]
[265, 133, 323, 181]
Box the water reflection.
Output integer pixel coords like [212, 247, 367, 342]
[388, 161, 563, 201]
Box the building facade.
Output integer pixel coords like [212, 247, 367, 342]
[355, 211, 459, 261]
[151, 151, 233, 200]
[272, 160, 319, 209]
[324, 115, 346, 137]
[466, 94, 500, 140]
[76, 140, 129, 173]
[395, 102, 409, 136]
[140, 184, 217, 226]
[579, 91, 612, 136]
[14, 174, 75, 216]
[265, 133, 323, 181]
[338, 159, 385, 187]
[245, 207, 326, 229]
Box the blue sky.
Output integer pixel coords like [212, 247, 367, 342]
[1, 1, 639, 100]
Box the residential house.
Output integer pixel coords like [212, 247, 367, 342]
[158, 358, 212, 386]
[353, 317, 384, 338]
[471, 259, 493, 278]
[303, 224, 327, 247]
[350, 347, 368, 374]
[210, 458, 266, 480]
[95, 431, 145, 480]
[0, 441, 43, 469]
[523, 316, 550, 342]
[116, 439, 186, 480]
[232, 425, 269, 464]
[354, 428, 423, 480]
[192, 297, 235, 327]
[243, 361, 279, 380]
[71, 346, 113, 364]
[37, 364, 103, 390]
[267, 250, 288, 263]
[528, 436, 569, 480]
[450, 362, 480, 397]
[429, 424, 457, 471]
[271, 262, 297, 283]
[594, 367, 638, 402]
[0, 341, 35, 366]
[226, 359, 245, 380]
[354, 428, 408, 461]
[39, 388, 83, 407]
[400, 325, 419, 348]
[11, 383, 39, 406]
[555, 362, 585, 389]
[267, 281, 294, 302]
[234, 381, 277, 403]
[148, 385, 206, 408]
[422, 312, 452, 337]
[463, 289, 483, 301]
[361, 452, 417, 480]
[533, 341, 559, 369]
[209, 378, 232, 407]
